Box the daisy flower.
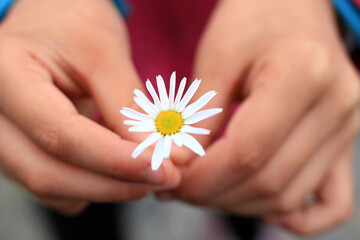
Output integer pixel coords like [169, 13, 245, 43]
[120, 72, 222, 170]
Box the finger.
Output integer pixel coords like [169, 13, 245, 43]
[212, 71, 359, 205]
[90, 64, 202, 165]
[0, 59, 179, 185]
[188, 70, 237, 149]
[272, 151, 353, 236]
[40, 198, 89, 216]
[0, 113, 180, 202]
[222, 111, 358, 215]
[84, 47, 147, 140]
[167, 54, 329, 202]
[169, 74, 234, 165]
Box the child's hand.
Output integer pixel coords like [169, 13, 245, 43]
[0, 0, 180, 215]
[160, 0, 359, 235]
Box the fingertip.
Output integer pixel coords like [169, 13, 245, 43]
[172, 165, 182, 187]
[158, 158, 182, 188]
[170, 146, 193, 165]
[42, 199, 89, 216]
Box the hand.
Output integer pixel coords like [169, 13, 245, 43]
[159, 0, 359, 235]
[265, 148, 354, 235]
[0, 0, 180, 215]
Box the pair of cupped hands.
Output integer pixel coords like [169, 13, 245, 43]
[0, 0, 359, 235]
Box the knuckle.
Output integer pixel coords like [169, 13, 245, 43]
[297, 38, 332, 79]
[35, 123, 65, 157]
[256, 36, 332, 93]
[294, 42, 332, 93]
[229, 140, 265, 173]
[286, 36, 332, 78]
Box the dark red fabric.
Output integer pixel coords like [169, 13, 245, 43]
[127, 0, 218, 86]
[353, 0, 360, 9]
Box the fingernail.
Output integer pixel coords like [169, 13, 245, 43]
[156, 192, 175, 201]
[146, 167, 165, 185]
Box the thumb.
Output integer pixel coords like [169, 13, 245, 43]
[168, 68, 233, 166]
[85, 45, 147, 142]
[189, 60, 240, 149]
[84, 44, 184, 184]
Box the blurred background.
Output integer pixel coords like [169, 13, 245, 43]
[0, 134, 359, 240]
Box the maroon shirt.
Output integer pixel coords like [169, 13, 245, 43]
[127, 0, 218, 85]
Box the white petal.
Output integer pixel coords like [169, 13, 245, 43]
[132, 132, 162, 158]
[184, 108, 223, 125]
[152, 137, 165, 170]
[181, 125, 210, 135]
[172, 133, 183, 147]
[163, 135, 172, 158]
[168, 72, 176, 109]
[124, 120, 154, 128]
[177, 79, 201, 112]
[129, 125, 156, 132]
[134, 89, 158, 116]
[157, 75, 169, 110]
[181, 91, 217, 119]
[146, 80, 162, 109]
[120, 107, 152, 121]
[181, 132, 205, 156]
[133, 97, 156, 118]
[174, 77, 187, 110]
[124, 120, 141, 126]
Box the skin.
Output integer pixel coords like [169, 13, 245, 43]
[0, 0, 181, 215]
[0, 0, 358, 236]
[161, 0, 360, 235]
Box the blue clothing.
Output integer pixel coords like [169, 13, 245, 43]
[0, 0, 15, 21]
[113, 0, 131, 17]
[332, 0, 360, 43]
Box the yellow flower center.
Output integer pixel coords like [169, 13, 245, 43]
[155, 110, 183, 136]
